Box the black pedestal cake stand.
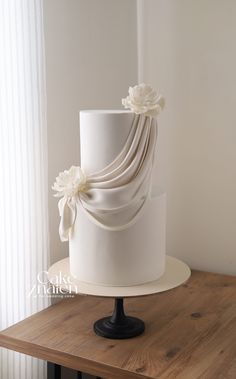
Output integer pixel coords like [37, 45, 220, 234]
[48, 256, 191, 339]
[94, 297, 145, 339]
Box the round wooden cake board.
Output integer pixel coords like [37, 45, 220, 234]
[48, 255, 191, 298]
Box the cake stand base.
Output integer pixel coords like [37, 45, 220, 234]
[94, 298, 144, 339]
[48, 256, 191, 339]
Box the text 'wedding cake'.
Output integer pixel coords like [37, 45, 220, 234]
[53, 84, 166, 286]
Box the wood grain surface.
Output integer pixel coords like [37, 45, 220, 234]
[1, 270, 236, 379]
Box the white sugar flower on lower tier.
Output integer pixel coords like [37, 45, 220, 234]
[52, 165, 87, 198]
[122, 83, 165, 117]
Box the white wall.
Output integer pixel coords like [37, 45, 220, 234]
[43, 0, 137, 264]
[139, 0, 236, 275]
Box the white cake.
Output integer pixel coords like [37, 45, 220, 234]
[53, 84, 166, 287]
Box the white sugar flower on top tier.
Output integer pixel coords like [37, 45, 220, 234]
[52, 165, 87, 198]
[122, 83, 165, 117]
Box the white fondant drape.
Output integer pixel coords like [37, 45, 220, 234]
[0, 1, 49, 378]
[59, 114, 158, 240]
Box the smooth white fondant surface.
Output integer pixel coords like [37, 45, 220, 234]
[48, 256, 191, 298]
[80, 110, 134, 174]
[69, 188, 166, 286]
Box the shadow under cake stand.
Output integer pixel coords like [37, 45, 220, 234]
[48, 256, 191, 339]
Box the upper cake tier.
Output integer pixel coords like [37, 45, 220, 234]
[53, 84, 165, 243]
[80, 110, 134, 174]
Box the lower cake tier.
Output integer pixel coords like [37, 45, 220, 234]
[69, 188, 166, 286]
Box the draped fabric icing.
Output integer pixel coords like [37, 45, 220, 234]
[58, 114, 158, 240]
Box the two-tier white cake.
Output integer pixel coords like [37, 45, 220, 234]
[53, 84, 166, 286]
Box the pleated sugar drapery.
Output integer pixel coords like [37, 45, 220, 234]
[58, 114, 158, 241]
[0, 1, 49, 378]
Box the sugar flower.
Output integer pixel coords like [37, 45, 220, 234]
[52, 166, 87, 198]
[122, 83, 165, 117]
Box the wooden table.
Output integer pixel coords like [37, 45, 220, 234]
[1, 270, 236, 379]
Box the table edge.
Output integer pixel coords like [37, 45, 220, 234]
[0, 333, 150, 379]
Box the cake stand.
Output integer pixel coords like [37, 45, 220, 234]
[48, 256, 191, 339]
